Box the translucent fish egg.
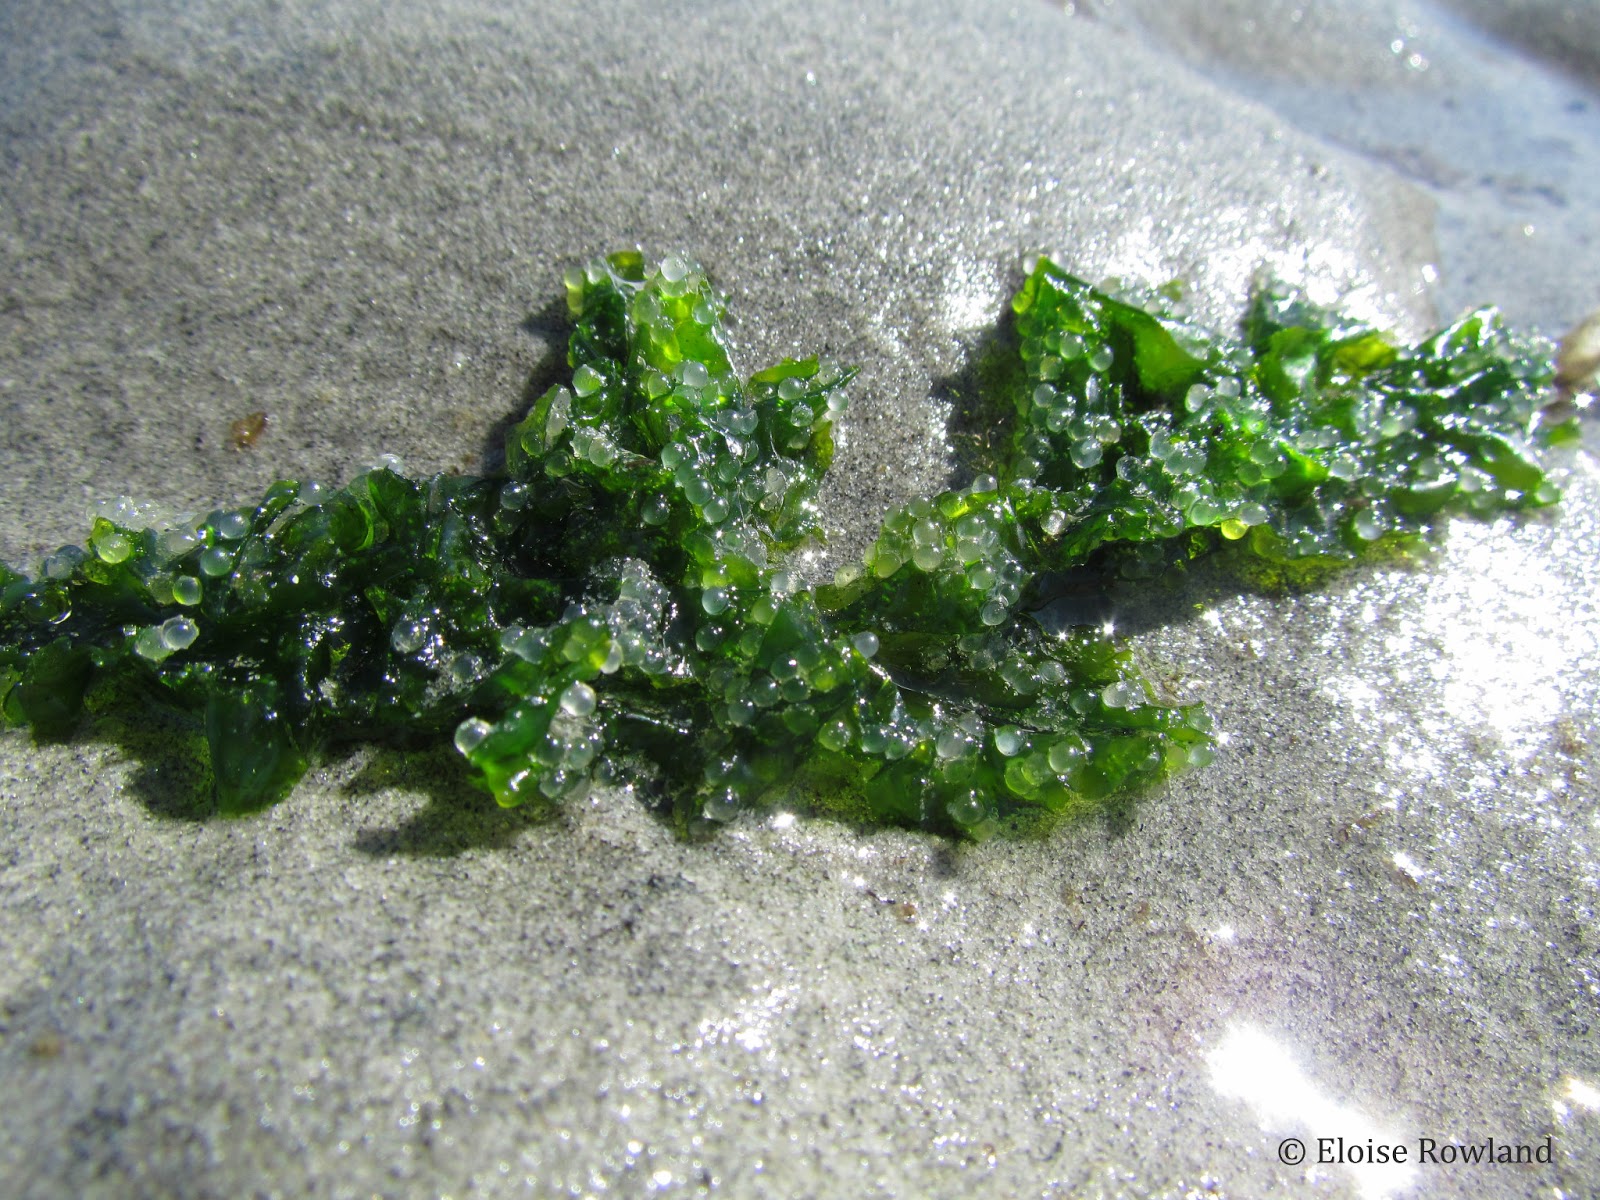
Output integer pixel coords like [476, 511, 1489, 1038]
[391, 620, 427, 654]
[1047, 739, 1082, 773]
[994, 726, 1025, 756]
[158, 528, 199, 560]
[560, 681, 597, 717]
[818, 720, 851, 752]
[133, 626, 171, 662]
[1351, 511, 1383, 541]
[199, 547, 233, 577]
[215, 511, 251, 541]
[454, 717, 493, 755]
[1101, 680, 1140, 708]
[703, 789, 741, 822]
[160, 616, 199, 651]
[93, 531, 132, 564]
[641, 495, 671, 526]
[946, 791, 985, 826]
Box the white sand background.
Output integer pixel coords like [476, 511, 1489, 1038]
[2, 1, 1598, 1196]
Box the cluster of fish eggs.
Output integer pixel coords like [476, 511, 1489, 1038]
[521, 254, 844, 560]
[706, 618, 882, 739]
[26, 493, 300, 664]
[455, 559, 683, 802]
[863, 480, 1031, 629]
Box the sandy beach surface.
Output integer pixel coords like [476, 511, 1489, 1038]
[2, 1, 1598, 1196]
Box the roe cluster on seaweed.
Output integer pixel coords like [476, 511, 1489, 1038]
[0, 251, 1576, 837]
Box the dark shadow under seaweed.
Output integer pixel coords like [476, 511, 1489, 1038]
[344, 743, 557, 857]
[932, 308, 1027, 486]
[79, 702, 216, 823]
[477, 295, 574, 474]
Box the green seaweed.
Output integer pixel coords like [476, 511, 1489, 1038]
[0, 253, 1574, 835]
